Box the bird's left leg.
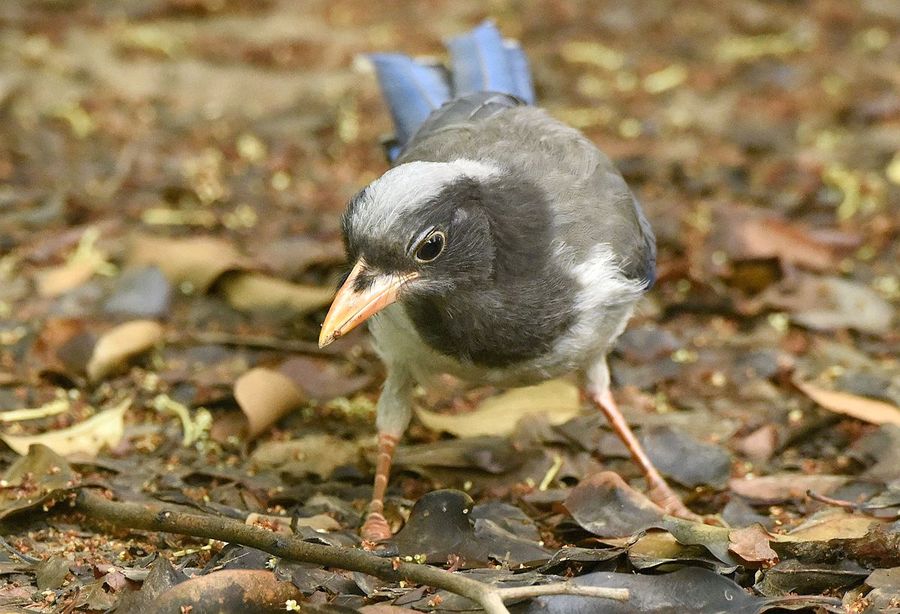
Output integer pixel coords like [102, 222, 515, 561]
[362, 368, 414, 542]
[585, 359, 700, 520]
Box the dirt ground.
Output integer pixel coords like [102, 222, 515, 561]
[0, 0, 898, 612]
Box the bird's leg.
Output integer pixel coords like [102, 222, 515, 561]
[361, 432, 398, 542]
[361, 367, 413, 542]
[586, 360, 699, 520]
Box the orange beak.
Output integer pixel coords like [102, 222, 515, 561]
[318, 259, 419, 348]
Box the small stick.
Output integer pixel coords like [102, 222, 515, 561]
[167, 330, 339, 355]
[71, 489, 628, 614]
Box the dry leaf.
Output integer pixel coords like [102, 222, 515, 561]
[35, 261, 98, 297]
[747, 274, 893, 334]
[728, 525, 778, 563]
[87, 320, 164, 381]
[218, 272, 334, 314]
[0, 400, 129, 457]
[233, 368, 305, 439]
[416, 378, 581, 438]
[776, 510, 880, 542]
[714, 208, 841, 272]
[250, 434, 360, 478]
[129, 234, 247, 292]
[729, 474, 849, 503]
[794, 378, 900, 426]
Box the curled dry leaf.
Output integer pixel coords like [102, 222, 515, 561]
[747, 274, 893, 334]
[0, 444, 78, 520]
[250, 434, 361, 478]
[129, 234, 247, 292]
[712, 207, 844, 272]
[0, 399, 129, 457]
[218, 271, 334, 314]
[728, 525, 778, 564]
[565, 471, 665, 538]
[729, 474, 849, 503]
[416, 378, 581, 438]
[35, 260, 98, 297]
[87, 320, 164, 381]
[233, 367, 305, 439]
[151, 570, 303, 613]
[776, 510, 881, 542]
[794, 377, 900, 426]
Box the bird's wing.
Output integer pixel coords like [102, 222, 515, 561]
[402, 91, 525, 155]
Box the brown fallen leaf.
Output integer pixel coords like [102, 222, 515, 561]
[712, 207, 843, 272]
[250, 434, 361, 478]
[35, 260, 98, 297]
[87, 320, 164, 381]
[0, 399, 129, 457]
[151, 570, 302, 613]
[776, 509, 881, 542]
[416, 378, 581, 438]
[0, 444, 79, 520]
[218, 271, 334, 314]
[565, 471, 666, 538]
[728, 525, 778, 564]
[745, 274, 893, 334]
[34, 226, 116, 297]
[129, 234, 247, 292]
[278, 356, 372, 402]
[233, 367, 305, 439]
[794, 377, 900, 426]
[729, 474, 849, 503]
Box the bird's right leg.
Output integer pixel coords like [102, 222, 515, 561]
[362, 368, 413, 542]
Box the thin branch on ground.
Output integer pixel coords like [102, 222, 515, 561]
[71, 489, 629, 614]
[167, 330, 340, 355]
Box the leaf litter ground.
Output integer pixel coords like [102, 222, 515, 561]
[0, 1, 897, 612]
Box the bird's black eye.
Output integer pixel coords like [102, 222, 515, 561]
[414, 231, 446, 263]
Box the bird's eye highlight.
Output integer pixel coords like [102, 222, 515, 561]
[414, 231, 445, 263]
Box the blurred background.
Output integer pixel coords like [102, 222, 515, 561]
[0, 1, 898, 610]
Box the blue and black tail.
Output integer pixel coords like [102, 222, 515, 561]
[368, 21, 535, 161]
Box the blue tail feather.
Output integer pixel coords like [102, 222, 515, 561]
[447, 21, 518, 97]
[368, 53, 452, 147]
[503, 42, 535, 104]
[370, 21, 534, 159]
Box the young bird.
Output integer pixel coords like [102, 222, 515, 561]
[319, 22, 695, 541]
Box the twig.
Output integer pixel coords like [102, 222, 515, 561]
[0, 535, 42, 565]
[806, 490, 857, 510]
[72, 489, 628, 613]
[167, 330, 339, 356]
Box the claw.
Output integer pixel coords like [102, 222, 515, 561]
[361, 511, 392, 543]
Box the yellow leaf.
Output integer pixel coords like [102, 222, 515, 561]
[794, 377, 900, 426]
[234, 368, 305, 439]
[1, 400, 129, 457]
[416, 378, 581, 438]
[87, 320, 164, 381]
[219, 272, 334, 314]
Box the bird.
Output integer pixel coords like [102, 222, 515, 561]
[319, 21, 696, 542]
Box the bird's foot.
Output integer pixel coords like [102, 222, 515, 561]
[648, 484, 703, 522]
[360, 511, 393, 543]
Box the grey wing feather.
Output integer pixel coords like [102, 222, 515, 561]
[398, 92, 525, 161]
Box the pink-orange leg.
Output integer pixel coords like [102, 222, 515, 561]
[361, 432, 398, 542]
[591, 388, 700, 520]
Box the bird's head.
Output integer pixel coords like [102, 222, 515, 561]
[318, 159, 506, 348]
